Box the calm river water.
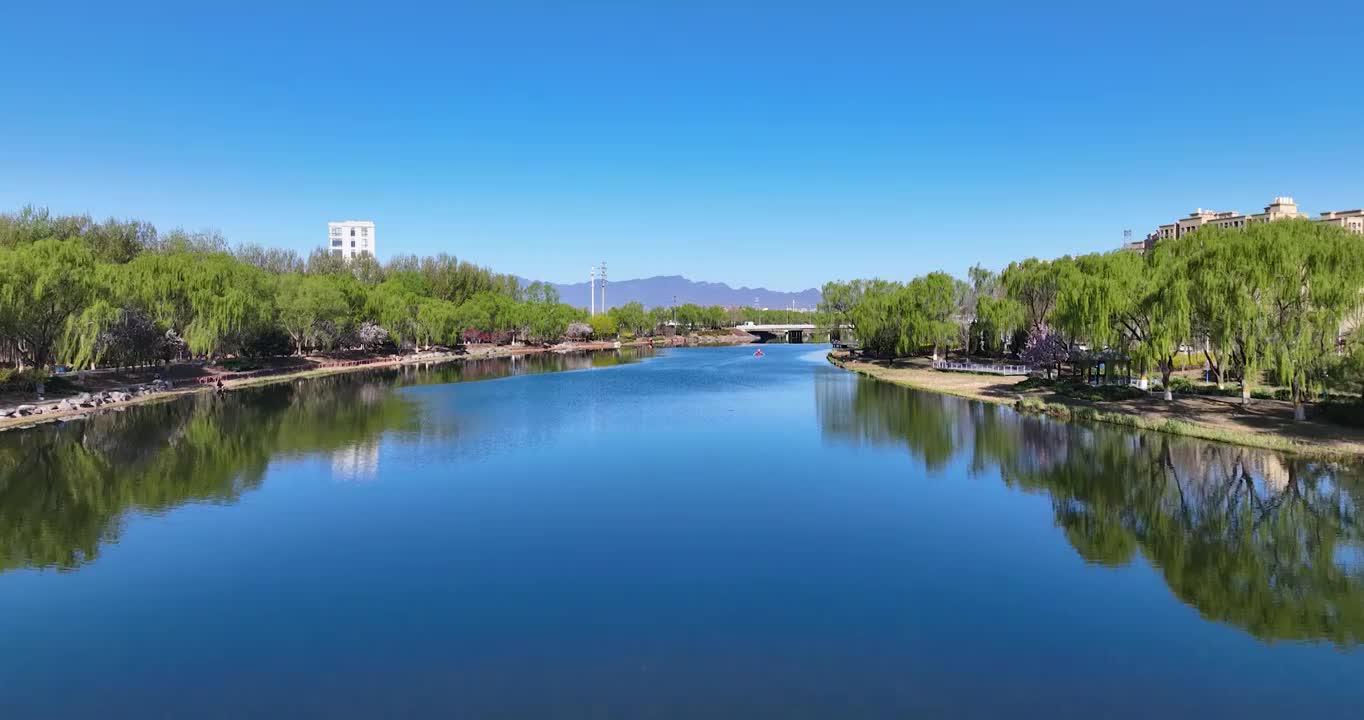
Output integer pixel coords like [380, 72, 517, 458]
[1, 344, 1361, 718]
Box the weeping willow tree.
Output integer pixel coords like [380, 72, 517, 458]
[845, 280, 907, 357]
[1180, 220, 1364, 416]
[898, 271, 964, 359]
[971, 292, 1025, 357]
[1001, 257, 1067, 333]
[1136, 241, 1194, 399]
[118, 250, 275, 358]
[0, 240, 101, 369]
[838, 276, 965, 359]
[367, 273, 432, 347]
[1251, 221, 1364, 419]
[276, 273, 352, 354]
[1185, 227, 1272, 397]
[1053, 247, 1191, 398]
[414, 298, 463, 348]
[61, 299, 122, 370]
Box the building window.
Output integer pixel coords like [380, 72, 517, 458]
[351, 240, 356, 247]
[332, 240, 342, 247]
[330, 228, 341, 236]
[350, 228, 356, 237]
[361, 228, 368, 236]
[332, 248, 343, 256]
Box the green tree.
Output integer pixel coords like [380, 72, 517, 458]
[589, 313, 619, 338]
[608, 301, 649, 336]
[121, 250, 276, 358]
[706, 305, 728, 329]
[845, 279, 905, 357]
[820, 280, 864, 329]
[972, 295, 1024, 356]
[1055, 249, 1191, 399]
[236, 244, 304, 275]
[1252, 221, 1364, 418]
[901, 272, 961, 359]
[414, 299, 462, 347]
[523, 281, 560, 305]
[0, 240, 101, 368]
[676, 303, 704, 330]
[367, 276, 427, 347]
[1001, 257, 1066, 332]
[276, 274, 351, 354]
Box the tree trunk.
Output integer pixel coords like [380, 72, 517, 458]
[1292, 378, 1306, 422]
[1204, 347, 1223, 388]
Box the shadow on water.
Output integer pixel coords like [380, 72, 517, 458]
[0, 349, 649, 574]
[816, 372, 1364, 648]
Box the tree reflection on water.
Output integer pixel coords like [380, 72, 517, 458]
[817, 373, 1364, 647]
[0, 350, 648, 574]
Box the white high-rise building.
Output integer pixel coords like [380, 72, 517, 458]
[327, 220, 375, 260]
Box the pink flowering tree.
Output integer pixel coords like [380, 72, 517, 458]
[1021, 325, 1068, 379]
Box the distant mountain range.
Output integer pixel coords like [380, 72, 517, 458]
[526, 275, 822, 310]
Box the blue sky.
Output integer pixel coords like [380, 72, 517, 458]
[3, 1, 1361, 290]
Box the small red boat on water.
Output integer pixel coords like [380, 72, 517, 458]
[754, 349, 764, 357]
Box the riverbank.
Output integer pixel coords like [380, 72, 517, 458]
[828, 351, 1364, 458]
[0, 333, 755, 433]
[0, 344, 559, 433]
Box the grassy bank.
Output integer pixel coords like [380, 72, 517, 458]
[828, 352, 1364, 458]
[1009, 397, 1322, 456]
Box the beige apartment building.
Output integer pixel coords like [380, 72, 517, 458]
[1135, 196, 1363, 251]
[1317, 208, 1364, 235]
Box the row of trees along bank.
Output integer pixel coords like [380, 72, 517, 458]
[0, 206, 834, 381]
[821, 219, 1364, 420]
[0, 206, 590, 372]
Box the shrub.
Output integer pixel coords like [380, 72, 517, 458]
[1167, 377, 1196, 393]
[238, 327, 293, 358]
[217, 359, 264, 372]
[1015, 376, 1055, 391]
[0, 368, 52, 392]
[1015, 397, 1047, 413]
[1319, 402, 1364, 428]
[1018, 376, 1144, 402]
